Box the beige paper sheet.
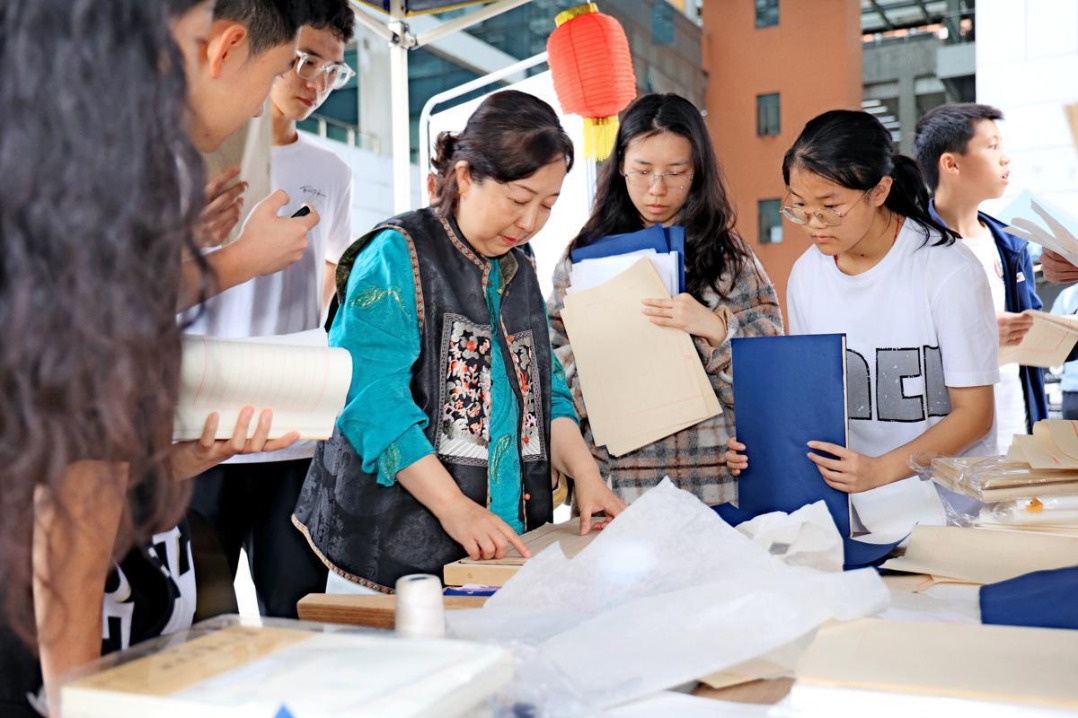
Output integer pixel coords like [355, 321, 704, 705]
[562, 301, 711, 452]
[561, 259, 719, 456]
[796, 618, 1078, 709]
[201, 110, 272, 246]
[67, 626, 310, 697]
[879, 524, 1078, 584]
[1011, 428, 1078, 469]
[1000, 310, 1078, 367]
[1043, 418, 1078, 462]
[173, 335, 352, 441]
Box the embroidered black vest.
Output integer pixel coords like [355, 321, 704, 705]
[294, 208, 554, 592]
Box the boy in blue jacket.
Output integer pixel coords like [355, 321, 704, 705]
[914, 103, 1068, 448]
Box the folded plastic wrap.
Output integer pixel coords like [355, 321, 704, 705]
[911, 455, 1078, 527]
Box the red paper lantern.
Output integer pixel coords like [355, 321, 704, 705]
[547, 3, 636, 160]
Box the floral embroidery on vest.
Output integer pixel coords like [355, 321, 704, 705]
[506, 330, 547, 461]
[437, 314, 493, 465]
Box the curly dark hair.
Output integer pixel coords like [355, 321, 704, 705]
[572, 93, 752, 303]
[0, 0, 203, 643]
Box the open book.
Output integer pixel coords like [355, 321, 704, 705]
[174, 331, 352, 441]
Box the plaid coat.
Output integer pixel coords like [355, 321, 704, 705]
[548, 251, 784, 505]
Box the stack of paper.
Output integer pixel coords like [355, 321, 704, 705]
[569, 224, 686, 293]
[568, 249, 680, 296]
[930, 440, 1078, 534]
[62, 618, 513, 717]
[174, 331, 352, 441]
[931, 456, 1078, 502]
[879, 524, 1078, 584]
[560, 258, 720, 456]
[789, 618, 1078, 717]
[997, 190, 1078, 268]
[996, 310, 1078, 367]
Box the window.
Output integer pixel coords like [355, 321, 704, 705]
[758, 199, 783, 245]
[756, 93, 780, 136]
[755, 0, 779, 28]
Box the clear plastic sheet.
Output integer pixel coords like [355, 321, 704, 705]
[911, 454, 1078, 527]
[447, 480, 889, 714]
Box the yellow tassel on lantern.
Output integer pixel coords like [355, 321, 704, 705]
[548, 2, 636, 162]
[583, 116, 619, 161]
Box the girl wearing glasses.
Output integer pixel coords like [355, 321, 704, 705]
[727, 110, 997, 515]
[548, 93, 784, 506]
[294, 91, 625, 595]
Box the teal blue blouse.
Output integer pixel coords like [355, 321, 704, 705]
[330, 228, 577, 533]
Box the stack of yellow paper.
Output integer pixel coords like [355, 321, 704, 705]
[560, 259, 719, 456]
[791, 618, 1078, 716]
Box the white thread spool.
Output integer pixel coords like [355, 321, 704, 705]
[394, 573, 446, 639]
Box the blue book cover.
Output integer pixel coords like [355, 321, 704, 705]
[714, 334, 902, 569]
[569, 225, 686, 294]
[727, 333, 851, 534]
[720, 332, 905, 569]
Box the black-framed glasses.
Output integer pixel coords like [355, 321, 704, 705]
[780, 189, 872, 227]
[294, 51, 354, 90]
[622, 169, 694, 191]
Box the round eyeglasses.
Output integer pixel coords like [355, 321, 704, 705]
[780, 190, 872, 227]
[622, 169, 694, 192]
[294, 51, 355, 91]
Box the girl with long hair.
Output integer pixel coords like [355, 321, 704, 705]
[549, 93, 784, 506]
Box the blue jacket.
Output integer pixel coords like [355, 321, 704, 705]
[930, 202, 1049, 429]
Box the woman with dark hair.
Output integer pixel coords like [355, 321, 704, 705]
[0, 1, 300, 713]
[0, 0, 201, 713]
[294, 90, 625, 594]
[549, 93, 784, 506]
[727, 110, 997, 524]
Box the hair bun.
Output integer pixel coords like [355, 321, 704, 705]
[431, 132, 459, 172]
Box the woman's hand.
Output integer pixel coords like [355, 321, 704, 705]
[641, 294, 728, 345]
[806, 441, 889, 493]
[724, 436, 748, 475]
[438, 495, 531, 561]
[170, 407, 300, 480]
[572, 472, 626, 535]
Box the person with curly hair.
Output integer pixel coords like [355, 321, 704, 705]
[0, 1, 308, 714]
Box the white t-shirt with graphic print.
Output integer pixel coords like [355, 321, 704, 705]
[787, 220, 1000, 534]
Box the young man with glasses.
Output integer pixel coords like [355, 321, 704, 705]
[186, 0, 355, 620]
